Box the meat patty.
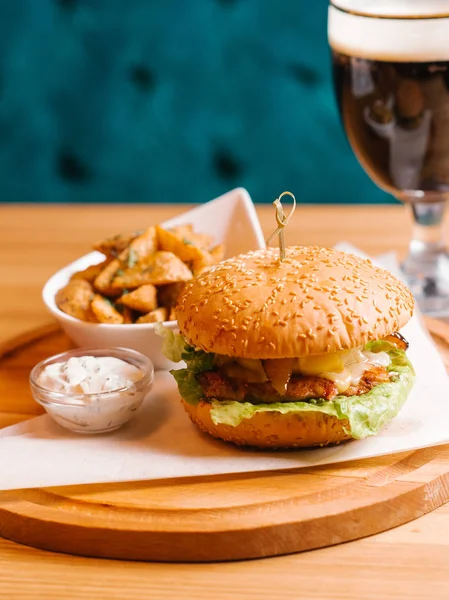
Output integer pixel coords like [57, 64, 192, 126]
[197, 371, 337, 403]
[197, 366, 391, 404]
[345, 365, 391, 396]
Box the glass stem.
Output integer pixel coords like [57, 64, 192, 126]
[401, 199, 449, 307]
[407, 201, 446, 267]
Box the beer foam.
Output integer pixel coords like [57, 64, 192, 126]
[328, 5, 449, 61]
[332, 0, 449, 18]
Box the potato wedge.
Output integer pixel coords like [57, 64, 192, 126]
[209, 243, 225, 262]
[170, 225, 213, 250]
[91, 294, 124, 324]
[93, 257, 124, 296]
[127, 226, 158, 264]
[118, 284, 158, 313]
[156, 226, 205, 262]
[136, 307, 168, 324]
[93, 232, 137, 258]
[172, 223, 193, 233]
[112, 251, 192, 289]
[70, 259, 112, 284]
[64, 221, 222, 325]
[121, 306, 134, 324]
[55, 280, 96, 322]
[191, 249, 216, 275]
[157, 282, 185, 309]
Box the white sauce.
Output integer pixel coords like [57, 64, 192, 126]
[320, 349, 391, 393]
[36, 356, 146, 433]
[37, 356, 143, 394]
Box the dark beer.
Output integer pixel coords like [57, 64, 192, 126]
[328, 3, 449, 316]
[333, 54, 449, 198]
[329, 4, 449, 201]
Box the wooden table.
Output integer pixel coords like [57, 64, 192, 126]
[2, 203, 449, 599]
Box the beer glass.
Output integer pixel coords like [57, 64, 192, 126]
[328, 1, 449, 316]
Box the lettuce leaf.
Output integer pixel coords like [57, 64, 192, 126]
[170, 369, 205, 406]
[154, 324, 187, 363]
[209, 344, 415, 439]
[158, 325, 416, 438]
[181, 346, 215, 373]
[155, 324, 215, 404]
[170, 347, 215, 404]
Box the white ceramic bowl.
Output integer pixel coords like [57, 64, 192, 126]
[42, 188, 265, 370]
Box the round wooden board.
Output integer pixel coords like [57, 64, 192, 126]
[0, 319, 449, 562]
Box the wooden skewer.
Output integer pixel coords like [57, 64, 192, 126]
[265, 191, 297, 261]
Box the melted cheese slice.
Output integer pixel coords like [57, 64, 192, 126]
[223, 359, 268, 382]
[220, 348, 391, 395]
[297, 348, 390, 393]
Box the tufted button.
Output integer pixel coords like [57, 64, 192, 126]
[55, 0, 77, 9]
[57, 150, 92, 183]
[288, 63, 321, 87]
[129, 65, 155, 92]
[213, 149, 242, 180]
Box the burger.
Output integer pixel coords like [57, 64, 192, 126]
[159, 246, 415, 449]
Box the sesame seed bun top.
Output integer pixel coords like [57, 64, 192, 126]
[176, 246, 414, 359]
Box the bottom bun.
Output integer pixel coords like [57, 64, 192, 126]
[181, 399, 354, 449]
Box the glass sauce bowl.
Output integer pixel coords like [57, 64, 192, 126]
[29, 347, 154, 434]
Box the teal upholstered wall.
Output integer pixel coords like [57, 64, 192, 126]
[0, 0, 389, 204]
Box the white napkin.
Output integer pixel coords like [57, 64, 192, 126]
[0, 246, 448, 491]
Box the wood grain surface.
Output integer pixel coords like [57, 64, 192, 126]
[1, 323, 449, 563]
[2, 203, 449, 598]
